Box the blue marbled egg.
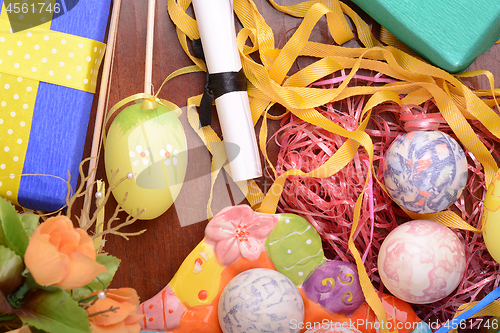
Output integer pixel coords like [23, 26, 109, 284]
[218, 268, 304, 333]
[383, 130, 468, 214]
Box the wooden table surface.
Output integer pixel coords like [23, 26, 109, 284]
[82, 0, 500, 306]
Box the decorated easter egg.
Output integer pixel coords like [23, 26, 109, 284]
[218, 268, 305, 333]
[104, 101, 187, 219]
[378, 220, 466, 304]
[302, 260, 364, 314]
[483, 168, 500, 263]
[383, 130, 468, 214]
[265, 213, 326, 285]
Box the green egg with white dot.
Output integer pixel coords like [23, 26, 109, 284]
[265, 214, 326, 285]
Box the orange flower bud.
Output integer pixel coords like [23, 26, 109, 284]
[87, 288, 143, 333]
[24, 216, 107, 290]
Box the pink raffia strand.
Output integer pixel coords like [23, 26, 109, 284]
[271, 71, 500, 328]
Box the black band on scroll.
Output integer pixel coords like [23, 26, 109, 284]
[193, 39, 248, 127]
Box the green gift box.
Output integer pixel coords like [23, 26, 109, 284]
[350, 0, 500, 73]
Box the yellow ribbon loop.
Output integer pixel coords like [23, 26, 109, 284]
[233, 0, 277, 69]
[168, 0, 205, 69]
[168, 0, 199, 41]
[104, 64, 204, 144]
[267, 3, 353, 84]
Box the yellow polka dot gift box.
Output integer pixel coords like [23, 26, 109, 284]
[0, 0, 110, 210]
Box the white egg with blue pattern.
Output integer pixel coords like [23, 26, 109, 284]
[218, 268, 304, 333]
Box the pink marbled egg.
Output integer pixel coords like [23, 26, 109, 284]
[378, 220, 466, 304]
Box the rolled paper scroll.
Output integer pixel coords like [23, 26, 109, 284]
[192, 0, 262, 182]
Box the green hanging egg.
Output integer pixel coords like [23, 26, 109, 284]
[104, 100, 187, 219]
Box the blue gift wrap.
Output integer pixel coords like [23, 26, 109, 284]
[0, 0, 111, 211]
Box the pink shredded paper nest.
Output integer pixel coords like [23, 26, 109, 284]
[272, 72, 500, 328]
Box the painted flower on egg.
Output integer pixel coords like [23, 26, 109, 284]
[129, 145, 150, 166]
[104, 103, 187, 220]
[204, 205, 279, 265]
[160, 144, 179, 166]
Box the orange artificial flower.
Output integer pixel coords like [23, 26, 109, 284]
[87, 288, 143, 333]
[24, 216, 107, 290]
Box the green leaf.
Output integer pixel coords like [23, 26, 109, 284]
[0, 198, 29, 257]
[17, 289, 91, 333]
[71, 254, 120, 301]
[0, 245, 24, 296]
[19, 213, 39, 237]
[94, 254, 121, 288]
[23, 273, 60, 293]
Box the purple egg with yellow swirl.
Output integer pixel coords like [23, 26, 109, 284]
[302, 260, 364, 314]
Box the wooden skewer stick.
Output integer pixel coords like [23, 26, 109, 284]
[81, 0, 122, 227]
[145, 0, 156, 95]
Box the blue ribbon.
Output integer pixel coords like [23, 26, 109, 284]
[435, 285, 500, 332]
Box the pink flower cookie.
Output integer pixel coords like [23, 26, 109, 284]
[205, 205, 279, 265]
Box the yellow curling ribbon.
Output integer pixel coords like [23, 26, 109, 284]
[0, 1, 106, 205]
[168, 0, 500, 331]
[102, 65, 203, 146]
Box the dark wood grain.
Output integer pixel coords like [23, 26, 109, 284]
[81, 0, 500, 305]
